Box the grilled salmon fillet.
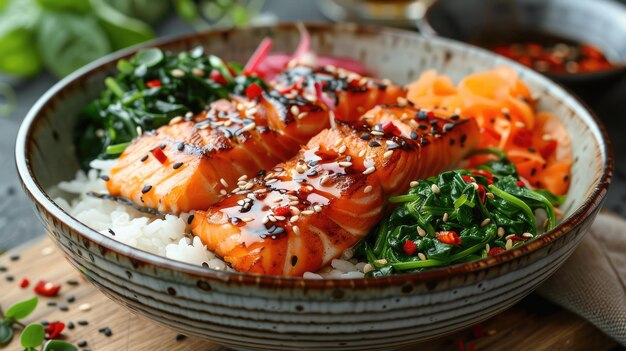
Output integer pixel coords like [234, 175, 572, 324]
[190, 104, 480, 276]
[105, 66, 405, 214]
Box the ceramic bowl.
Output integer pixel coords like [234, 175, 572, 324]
[418, 0, 626, 87]
[15, 23, 612, 351]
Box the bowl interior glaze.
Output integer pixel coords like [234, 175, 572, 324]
[17, 23, 611, 284]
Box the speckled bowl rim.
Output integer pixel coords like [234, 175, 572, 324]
[15, 23, 613, 289]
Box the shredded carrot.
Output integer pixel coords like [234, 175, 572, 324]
[406, 66, 572, 195]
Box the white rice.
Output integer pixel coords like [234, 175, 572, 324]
[53, 162, 364, 278]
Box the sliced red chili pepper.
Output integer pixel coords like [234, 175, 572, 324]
[461, 175, 474, 183]
[272, 206, 291, 217]
[471, 169, 494, 185]
[509, 235, 526, 242]
[516, 180, 525, 187]
[402, 240, 417, 256]
[539, 140, 557, 159]
[19, 278, 30, 288]
[151, 148, 167, 164]
[382, 121, 402, 136]
[245, 83, 263, 100]
[45, 322, 65, 340]
[488, 247, 505, 256]
[426, 111, 435, 120]
[210, 70, 228, 84]
[34, 280, 61, 297]
[477, 184, 486, 203]
[146, 80, 161, 88]
[436, 231, 462, 245]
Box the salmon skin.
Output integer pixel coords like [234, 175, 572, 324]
[105, 65, 404, 214]
[190, 104, 480, 276]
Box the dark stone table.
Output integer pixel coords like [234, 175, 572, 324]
[1, 1, 624, 250]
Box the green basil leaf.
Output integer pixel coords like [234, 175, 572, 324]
[91, 0, 154, 51]
[0, 323, 14, 345]
[35, 0, 91, 13]
[43, 340, 79, 351]
[37, 11, 111, 77]
[20, 323, 45, 348]
[5, 296, 38, 320]
[0, 0, 42, 76]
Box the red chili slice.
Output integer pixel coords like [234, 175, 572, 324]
[477, 184, 486, 203]
[151, 148, 167, 164]
[45, 322, 65, 340]
[461, 175, 474, 183]
[402, 240, 417, 256]
[34, 280, 61, 297]
[272, 206, 290, 217]
[210, 70, 228, 84]
[509, 235, 526, 242]
[245, 83, 263, 100]
[471, 169, 494, 185]
[516, 180, 525, 187]
[382, 121, 402, 136]
[436, 231, 462, 245]
[19, 278, 30, 288]
[146, 80, 161, 88]
[488, 247, 505, 256]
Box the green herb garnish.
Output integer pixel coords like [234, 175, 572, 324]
[361, 153, 562, 276]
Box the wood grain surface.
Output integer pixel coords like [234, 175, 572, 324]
[0, 238, 619, 351]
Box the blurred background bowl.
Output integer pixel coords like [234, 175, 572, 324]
[417, 0, 626, 89]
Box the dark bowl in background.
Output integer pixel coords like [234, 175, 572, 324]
[417, 0, 626, 90]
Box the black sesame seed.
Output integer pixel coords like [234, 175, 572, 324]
[563, 174, 569, 182]
[141, 185, 152, 194]
[418, 124, 428, 130]
[47, 301, 57, 307]
[140, 155, 148, 162]
[6, 275, 14, 282]
[67, 279, 79, 286]
[173, 162, 183, 170]
[176, 334, 187, 341]
[187, 214, 195, 224]
[450, 114, 460, 120]
[41, 321, 49, 326]
[10, 254, 19, 261]
[77, 320, 89, 326]
[67, 295, 76, 303]
[0, 266, 7, 272]
[460, 134, 467, 145]
[108, 228, 116, 236]
[359, 133, 371, 140]
[420, 138, 430, 146]
[104, 328, 113, 337]
[531, 168, 537, 177]
[369, 141, 381, 147]
[410, 131, 418, 140]
[78, 341, 88, 347]
[528, 147, 536, 153]
[443, 123, 455, 132]
[430, 119, 438, 126]
[100, 175, 110, 181]
[417, 111, 428, 120]
[177, 142, 185, 151]
[159, 144, 166, 150]
[67, 322, 75, 330]
[59, 305, 69, 312]
[291, 255, 298, 266]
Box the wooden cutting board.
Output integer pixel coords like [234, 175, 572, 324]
[0, 238, 618, 351]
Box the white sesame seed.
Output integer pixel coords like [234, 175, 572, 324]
[358, 149, 366, 158]
[522, 232, 533, 238]
[169, 116, 183, 125]
[290, 206, 300, 214]
[262, 216, 269, 224]
[505, 239, 513, 250]
[241, 122, 256, 132]
[268, 215, 277, 222]
[220, 178, 229, 187]
[486, 192, 495, 199]
[383, 150, 393, 159]
[192, 68, 204, 77]
[431, 184, 441, 194]
[363, 166, 376, 175]
[246, 107, 258, 116]
[78, 303, 92, 312]
[397, 97, 408, 105]
[296, 165, 306, 173]
[314, 205, 322, 213]
[364, 185, 373, 193]
[338, 145, 347, 154]
[237, 199, 245, 206]
[272, 197, 282, 203]
[289, 200, 299, 206]
[374, 259, 388, 265]
[480, 218, 491, 227]
[417, 226, 426, 237]
[290, 215, 299, 223]
[472, 182, 479, 190]
[290, 105, 300, 116]
[274, 216, 286, 221]
[242, 217, 254, 222]
[485, 243, 490, 252]
[265, 178, 278, 184]
[334, 138, 344, 147]
[136, 126, 143, 136]
[371, 131, 384, 136]
[301, 210, 314, 215]
[542, 134, 553, 141]
[497, 227, 505, 237]
[514, 121, 526, 128]
[443, 213, 449, 222]
[297, 112, 308, 120]
[338, 161, 353, 167]
[304, 93, 317, 102]
[185, 111, 193, 118]
[170, 68, 185, 77]
[238, 175, 248, 181]
[244, 182, 254, 190]
[417, 253, 426, 261]
[410, 181, 419, 188]
[505, 234, 516, 240]
[293, 225, 300, 235]
[220, 189, 227, 195]
[363, 263, 374, 274]
[501, 107, 510, 114]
